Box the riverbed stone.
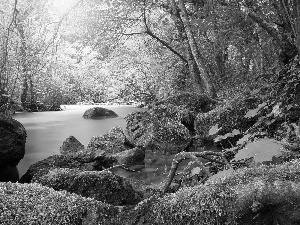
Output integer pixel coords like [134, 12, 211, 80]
[125, 111, 153, 148]
[83, 107, 118, 119]
[60, 135, 85, 155]
[152, 92, 216, 132]
[151, 118, 191, 154]
[113, 147, 145, 166]
[33, 168, 142, 206]
[87, 126, 131, 154]
[125, 111, 191, 154]
[0, 113, 26, 168]
[19, 152, 115, 183]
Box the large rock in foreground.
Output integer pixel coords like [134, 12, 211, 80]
[0, 182, 119, 225]
[136, 159, 300, 224]
[33, 168, 142, 206]
[83, 107, 118, 119]
[19, 151, 115, 183]
[0, 114, 26, 168]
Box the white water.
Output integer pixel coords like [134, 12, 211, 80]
[13, 105, 145, 177]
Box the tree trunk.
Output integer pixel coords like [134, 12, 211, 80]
[244, 5, 299, 64]
[169, 0, 205, 93]
[177, 0, 217, 98]
[16, 10, 29, 107]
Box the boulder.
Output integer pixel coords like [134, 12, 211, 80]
[125, 111, 191, 154]
[19, 151, 115, 183]
[0, 182, 120, 225]
[60, 135, 85, 155]
[113, 147, 145, 166]
[136, 159, 300, 224]
[87, 126, 131, 154]
[83, 107, 118, 119]
[33, 168, 142, 206]
[0, 114, 26, 168]
[151, 118, 191, 154]
[125, 111, 153, 147]
[153, 92, 216, 132]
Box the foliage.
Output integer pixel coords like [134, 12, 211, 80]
[233, 138, 283, 166]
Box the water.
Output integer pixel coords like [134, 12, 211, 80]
[13, 105, 221, 184]
[13, 105, 145, 178]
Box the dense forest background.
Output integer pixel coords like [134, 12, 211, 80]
[0, 0, 299, 108]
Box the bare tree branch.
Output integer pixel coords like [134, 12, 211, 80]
[162, 151, 231, 194]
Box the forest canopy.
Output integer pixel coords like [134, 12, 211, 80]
[0, 0, 299, 108]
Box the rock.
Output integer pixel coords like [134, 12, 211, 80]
[151, 118, 191, 154]
[60, 135, 85, 155]
[87, 126, 131, 154]
[153, 92, 216, 132]
[136, 159, 300, 224]
[0, 165, 19, 182]
[125, 111, 191, 154]
[125, 111, 153, 147]
[19, 152, 115, 183]
[33, 168, 142, 206]
[0, 114, 26, 168]
[113, 147, 145, 166]
[83, 107, 118, 119]
[0, 182, 120, 225]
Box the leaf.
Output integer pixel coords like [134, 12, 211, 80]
[271, 104, 282, 117]
[213, 129, 240, 142]
[251, 89, 260, 95]
[214, 135, 224, 142]
[244, 108, 260, 118]
[208, 168, 234, 182]
[190, 167, 201, 176]
[209, 124, 222, 136]
[265, 119, 275, 126]
[244, 102, 267, 118]
[233, 138, 283, 166]
[236, 134, 251, 145]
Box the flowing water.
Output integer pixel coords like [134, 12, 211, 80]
[13, 105, 220, 184]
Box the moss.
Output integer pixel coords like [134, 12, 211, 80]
[0, 182, 120, 224]
[33, 168, 142, 206]
[139, 159, 300, 224]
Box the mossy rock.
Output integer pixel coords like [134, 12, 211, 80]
[83, 107, 118, 119]
[125, 111, 153, 147]
[136, 159, 300, 224]
[60, 135, 85, 155]
[0, 114, 26, 168]
[33, 168, 142, 206]
[153, 93, 216, 133]
[113, 147, 145, 166]
[87, 126, 132, 154]
[19, 152, 115, 183]
[0, 182, 120, 224]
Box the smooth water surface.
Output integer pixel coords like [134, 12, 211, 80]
[13, 105, 145, 177]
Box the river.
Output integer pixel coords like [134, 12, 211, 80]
[13, 105, 219, 184]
